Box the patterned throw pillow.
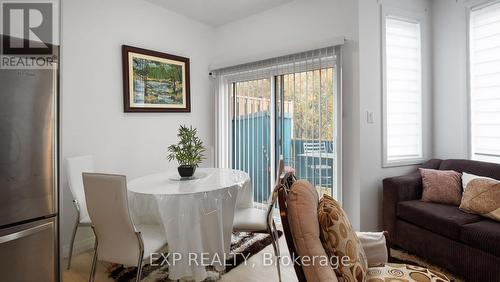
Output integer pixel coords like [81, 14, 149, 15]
[460, 178, 500, 222]
[420, 168, 462, 205]
[367, 263, 450, 282]
[318, 194, 368, 282]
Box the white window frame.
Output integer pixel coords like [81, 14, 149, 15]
[381, 6, 429, 167]
[467, 0, 500, 163]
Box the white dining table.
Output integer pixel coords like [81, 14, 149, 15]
[127, 168, 251, 282]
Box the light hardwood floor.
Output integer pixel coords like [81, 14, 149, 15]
[63, 236, 297, 282]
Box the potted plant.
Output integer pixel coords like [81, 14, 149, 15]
[167, 125, 206, 178]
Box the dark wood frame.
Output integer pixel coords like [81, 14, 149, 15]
[122, 45, 191, 113]
[277, 173, 307, 282]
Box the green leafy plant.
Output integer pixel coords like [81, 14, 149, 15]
[167, 125, 205, 167]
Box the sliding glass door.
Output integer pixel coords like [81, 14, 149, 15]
[232, 79, 272, 204]
[276, 67, 337, 198]
[222, 46, 341, 206]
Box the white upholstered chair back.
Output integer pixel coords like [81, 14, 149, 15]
[67, 155, 94, 221]
[82, 173, 142, 266]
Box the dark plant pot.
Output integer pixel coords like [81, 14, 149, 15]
[178, 165, 196, 178]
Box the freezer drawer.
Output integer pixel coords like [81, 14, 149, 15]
[0, 217, 57, 282]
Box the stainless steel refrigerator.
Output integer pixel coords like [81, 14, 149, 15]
[0, 35, 59, 281]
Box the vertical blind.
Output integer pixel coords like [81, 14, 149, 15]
[231, 77, 272, 204]
[470, 1, 500, 163]
[384, 17, 423, 163]
[212, 47, 339, 203]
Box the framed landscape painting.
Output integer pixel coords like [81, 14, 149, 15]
[122, 45, 190, 112]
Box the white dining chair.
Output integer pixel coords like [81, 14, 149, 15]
[82, 173, 167, 282]
[66, 155, 95, 270]
[233, 160, 284, 282]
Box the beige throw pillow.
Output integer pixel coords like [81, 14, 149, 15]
[460, 178, 500, 222]
[318, 195, 367, 282]
[462, 172, 497, 191]
[420, 168, 462, 206]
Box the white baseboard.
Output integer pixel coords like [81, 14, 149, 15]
[62, 236, 95, 258]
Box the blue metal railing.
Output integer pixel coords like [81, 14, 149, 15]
[233, 112, 334, 203]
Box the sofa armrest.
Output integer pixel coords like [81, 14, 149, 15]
[382, 174, 423, 242]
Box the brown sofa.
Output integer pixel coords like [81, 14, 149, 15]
[383, 159, 500, 282]
[279, 176, 452, 282]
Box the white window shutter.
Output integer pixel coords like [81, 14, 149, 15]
[470, 2, 500, 163]
[384, 17, 423, 163]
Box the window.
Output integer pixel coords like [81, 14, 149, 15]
[383, 15, 424, 166]
[469, 1, 500, 163]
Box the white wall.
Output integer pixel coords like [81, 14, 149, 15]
[61, 0, 214, 256]
[358, 0, 432, 230]
[432, 0, 469, 159]
[211, 0, 363, 229]
[61, 0, 444, 254]
[211, 0, 434, 231]
[211, 0, 357, 68]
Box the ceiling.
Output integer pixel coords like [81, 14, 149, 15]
[145, 0, 294, 27]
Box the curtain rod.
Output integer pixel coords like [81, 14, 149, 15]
[208, 36, 345, 72]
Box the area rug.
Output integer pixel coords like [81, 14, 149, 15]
[108, 231, 281, 282]
[389, 248, 464, 282]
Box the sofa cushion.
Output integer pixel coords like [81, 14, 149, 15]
[318, 194, 367, 281]
[439, 159, 500, 181]
[397, 201, 483, 240]
[460, 220, 500, 257]
[367, 263, 450, 282]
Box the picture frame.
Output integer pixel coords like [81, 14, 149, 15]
[122, 45, 190, 112]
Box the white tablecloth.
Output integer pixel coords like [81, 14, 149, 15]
[127, 168, 251, 281]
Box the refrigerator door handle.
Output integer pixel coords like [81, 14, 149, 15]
[0, 222, 53, 244]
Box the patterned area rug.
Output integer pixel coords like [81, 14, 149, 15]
[108, 231, 281, 282]
[389, 248, 464, 282]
